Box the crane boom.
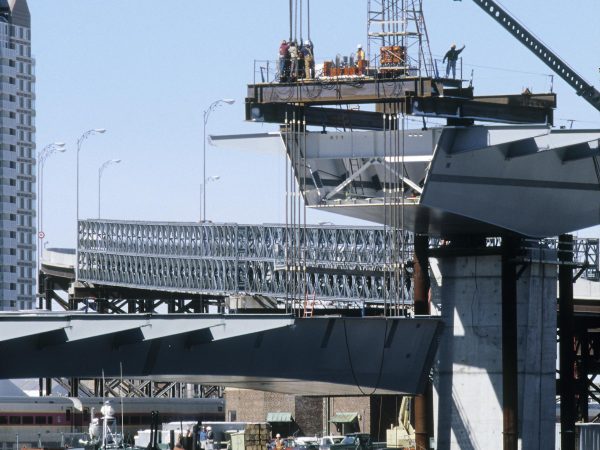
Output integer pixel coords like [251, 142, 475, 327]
[465, 0, 600, 113]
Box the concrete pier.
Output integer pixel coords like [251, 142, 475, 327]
[431, 248, 556, 449]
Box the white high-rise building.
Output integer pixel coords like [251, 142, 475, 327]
[0, 0, 35, 310]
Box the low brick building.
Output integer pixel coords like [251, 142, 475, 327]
[224, 388, 402, 440]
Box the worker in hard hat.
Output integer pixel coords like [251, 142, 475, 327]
[206, 426, 214, 450]
[274, 433, 284, 450]
[356, 44, 365, 62]
[289, 41, 299, 81]
[279, 39, 290, 82]
[302, 40, 314, 79]
[356, 44, 366, 75]
[443, 43, 465, 79]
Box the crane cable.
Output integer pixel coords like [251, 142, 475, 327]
[288, 0, 293, 42]
[307, 0, 311, 41]
[289, 0, 311, 44]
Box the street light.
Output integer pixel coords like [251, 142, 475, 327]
[98, 159, 122, 219]
[199, 175, 221, 222]
[203, 99, 234, 222]
[37, 142, 66, 281]
[76, 128, 106, 281]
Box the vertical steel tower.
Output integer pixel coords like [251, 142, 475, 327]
[367, 0, 435, 76]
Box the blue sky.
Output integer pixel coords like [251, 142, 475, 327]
[30, 0, 600, 247]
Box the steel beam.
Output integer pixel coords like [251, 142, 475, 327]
[247, 77, 432, 105]
[413, 234, 432, 450]
[559, 234, 576, 450]
[501, 236, 520, 450]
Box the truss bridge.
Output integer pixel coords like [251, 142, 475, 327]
[76, 220, 414, 304]
[42, 220, 599, 307]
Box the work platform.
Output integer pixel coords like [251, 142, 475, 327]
[246, 77, 556, 127]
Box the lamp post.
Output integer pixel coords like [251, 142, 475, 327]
[203, 99, 234, 222]
[37, 142, 66, 281]
[199, 175, 221, 222]
[98, 159, 122, 219]
[76, 128, 106, 281]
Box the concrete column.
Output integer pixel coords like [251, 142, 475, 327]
[432, 247, 556, 449]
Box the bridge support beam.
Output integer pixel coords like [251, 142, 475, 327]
[501, 237, 519, 450]
[432, 242, 556, 449]
[559, 234, 576, 450]
[0, 314, 441, 396]
[414, 234, 432, 450]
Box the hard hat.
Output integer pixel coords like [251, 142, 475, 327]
[207, 426, 212, 430]
[451, 43, 456, 48]
[276, 434, 281, 438]
[357, 44, 362, 49]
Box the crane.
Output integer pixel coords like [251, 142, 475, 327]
[456, 0, 600, 113]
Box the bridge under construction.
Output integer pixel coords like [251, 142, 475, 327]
[20, 0, 600, 449]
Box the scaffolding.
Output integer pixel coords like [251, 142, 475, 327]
[367, 0, 435, 76]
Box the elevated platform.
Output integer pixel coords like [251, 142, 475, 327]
[246, 77, 556, 127]
[0, 313, 441, 396]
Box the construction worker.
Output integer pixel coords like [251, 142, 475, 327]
[356, 44, 366, 75]
[199, 426, 207, 450]
[289, 41, 299, 81]
[206, 426, 214, 450]
[443, 43, 465, 79]
[356, 44, 365, 62]
[302, 41, 314, 79]
[274, 434, 284, 450]
[279, 40, 290, 82]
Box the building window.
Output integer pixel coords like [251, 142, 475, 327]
[22, 416, 33, 425]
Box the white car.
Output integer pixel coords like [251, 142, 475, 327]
[319, 436, 344, 450]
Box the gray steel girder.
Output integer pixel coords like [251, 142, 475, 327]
[0, 313, 442, 396]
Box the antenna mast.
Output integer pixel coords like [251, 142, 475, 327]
[367, 0, 435, 77]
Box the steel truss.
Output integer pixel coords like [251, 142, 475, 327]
[78, 220, 414, 304]
[78, 221, 600, 304]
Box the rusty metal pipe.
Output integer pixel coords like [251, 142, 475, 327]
[559, 234, 576, 450]
[502, 236, 519, 450]
[413, 234, 431, 450]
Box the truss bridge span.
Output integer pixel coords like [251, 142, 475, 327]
[77, 220, 413, 303]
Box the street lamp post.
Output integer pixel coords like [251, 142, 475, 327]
[37, 142, 66, 283]
[203, 99, 234, 222]
[76, 128, 106, 281]
[98, 159, 122, 219]
[199, 175, 221, 222]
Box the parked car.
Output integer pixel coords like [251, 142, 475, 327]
[330, 433, 381, 450]
[319, 436, 344, 450]
[294, 437, 319, 450]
